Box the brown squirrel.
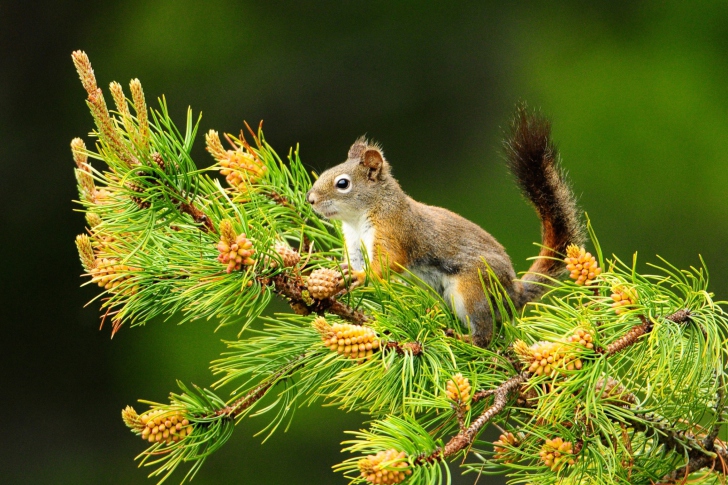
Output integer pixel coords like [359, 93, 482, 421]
[306, 106, 583, 347]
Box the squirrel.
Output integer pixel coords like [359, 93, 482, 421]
[306, 105, 583, 347]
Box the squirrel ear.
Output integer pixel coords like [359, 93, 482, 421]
[361, 147, 385, 181]
[348, 136, 368, 160]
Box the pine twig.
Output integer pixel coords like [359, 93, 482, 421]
[663, 447, 728, 481]
[606, 309, 692, 356]
[416, 373, 528, 464]
[213, 354, 306, 418]
[606, 316, 652, 355]
[178, 200, 215, 233]
[385, 341, 423, 356]
[414, 308, 695, 471]
[271, 273, 370, 324]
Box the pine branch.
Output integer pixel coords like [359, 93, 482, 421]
[408, 307, 701, 475]
[605, 310, 691, 355]
[627, 412, 728, 481]
[440, 373, 528, 459]
[385, 341, 424, 356]
[270, 272, 371, 324]
[70, 53, 728, 485]
[212, 353, 305, 418]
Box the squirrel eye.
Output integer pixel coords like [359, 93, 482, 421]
[334, 174, 352, 193]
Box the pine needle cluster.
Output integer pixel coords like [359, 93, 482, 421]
[70, 52, 728, 485]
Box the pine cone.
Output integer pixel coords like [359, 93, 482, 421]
[217, 220, 256, 273]
[445, 373, 472, 411]
[565, 328, 595, 350]
[539, 437, 576, 471]
[90, 258, 139, 294]
[515, 340, 583, 376]
[307, 268, 342, 299]
[595, 376, 636, 405]
[493, 432, 521, 463]
[322, 322, 380, 360]
[137, 408, 192, 444]
[358, 449, 411, 485]
[126, 181, 150, 209]
[151, 152, 165, 172]
[565, 245, 602, 286]
[611, 285, 638, 314]
[272, 243, 300, 268]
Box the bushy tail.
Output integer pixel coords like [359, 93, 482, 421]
[504, 104, 584, 308]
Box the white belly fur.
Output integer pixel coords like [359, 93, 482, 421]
[343, 218, 471, 333]
[341, 215, 374, 271]
[411, 266, 469, 327]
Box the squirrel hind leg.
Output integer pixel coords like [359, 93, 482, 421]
[445, 274, 495, 348]
[467, 310, 494, 348]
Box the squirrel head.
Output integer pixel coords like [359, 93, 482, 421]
[307, 137, 396, 223]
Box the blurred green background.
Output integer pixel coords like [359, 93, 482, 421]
[2, 1, 727, 483]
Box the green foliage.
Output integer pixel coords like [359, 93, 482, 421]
[72, 56, 728, 485]
[134, 384, 235, 484]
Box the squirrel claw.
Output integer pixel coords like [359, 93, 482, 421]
[339, 264, 366, 291]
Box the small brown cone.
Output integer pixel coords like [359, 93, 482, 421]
[445, 373, 472, 411]
[151, 152, 166, 172]
[272, 243, 300, 268]
[307, 268, 342, 299]
[595, 376, 636, 405]
[358, 449, 411, 485]
[126, 182, 150, 209]
[564, 245, 601, 286]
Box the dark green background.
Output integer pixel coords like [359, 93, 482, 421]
[2, 1, 727, 483]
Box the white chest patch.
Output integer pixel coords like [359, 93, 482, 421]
[341, 216, 374, 271]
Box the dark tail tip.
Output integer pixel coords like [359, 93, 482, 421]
[504, 103, 557, 210]
[504, 103, 584, 304]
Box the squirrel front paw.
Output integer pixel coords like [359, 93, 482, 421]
[339, 263, 366, 289]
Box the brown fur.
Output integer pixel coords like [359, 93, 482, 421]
[307, 106, 582, 346]
[504, 104, 584, 306]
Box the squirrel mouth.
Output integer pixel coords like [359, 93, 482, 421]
[313, 203, 338, 219]
[319, 209, 338, 219]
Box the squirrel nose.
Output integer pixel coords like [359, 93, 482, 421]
[306, 190, 316, 205]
